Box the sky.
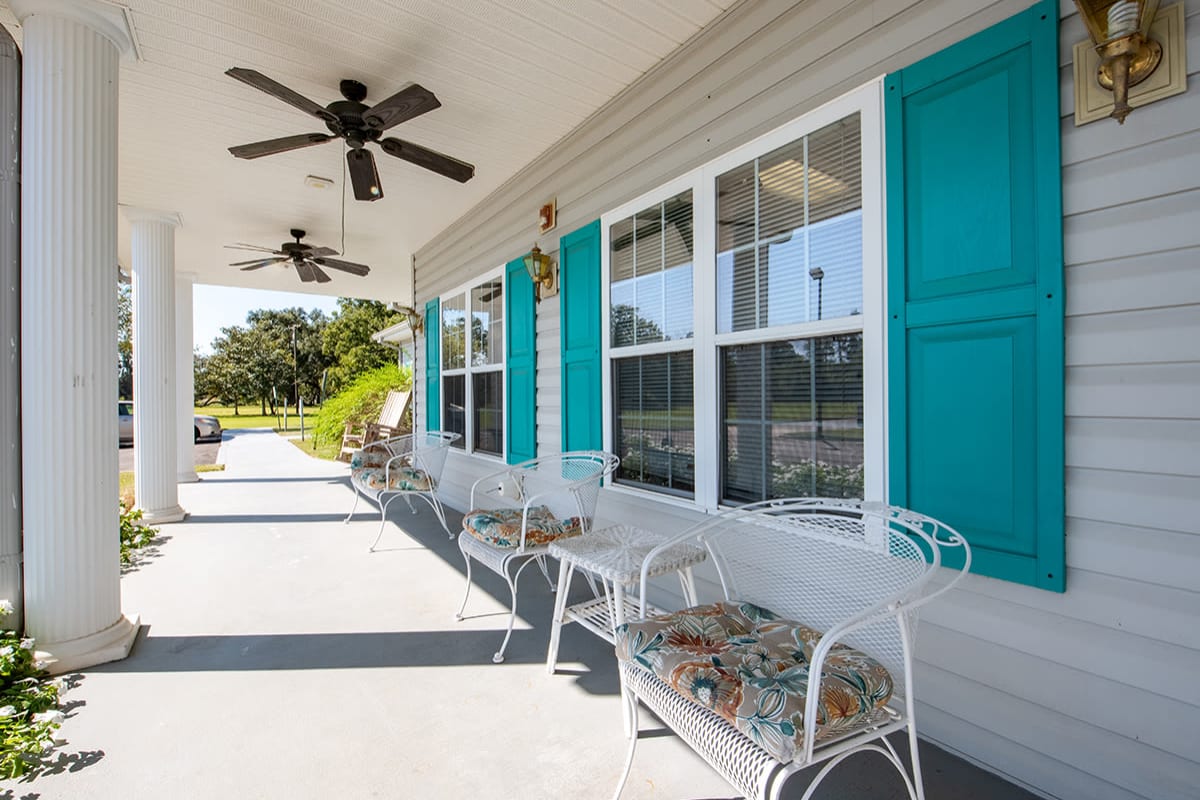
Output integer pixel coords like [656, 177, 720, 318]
[193, 285, 340, 354]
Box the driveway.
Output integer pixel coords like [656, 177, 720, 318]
[119, 436, 223, 471]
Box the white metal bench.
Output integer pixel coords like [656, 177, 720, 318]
[613, 498, 971, 800]
[344, 431, 459, 549]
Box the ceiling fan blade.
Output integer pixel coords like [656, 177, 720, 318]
[306, 246, 339, 257]
[315, 257, 370, 276]
[225, 242, 281, 253]
[230, 256, 287, 266]
[362, 83, 441, 131]
[378, 137, 474, 183]
[294, 261, 317, 283]
[229, 133, 332, 160]
[309, 263, 333, 283]
[347, 148, 383, 201]
[225, 68, 338, 124]
[238, 258, 288, 271]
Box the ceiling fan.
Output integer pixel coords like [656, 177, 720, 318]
[226, 229, 370, 284]
[225, 68, 475, 201]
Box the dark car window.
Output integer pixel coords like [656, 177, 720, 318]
[118, 402, 133, 416]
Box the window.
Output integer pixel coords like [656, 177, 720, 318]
[441, 272, 504, 456]
[601, 81, 884, 510]
[608, 189, 695, 496]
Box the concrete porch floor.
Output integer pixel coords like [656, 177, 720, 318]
[2, 429, 1040, 799]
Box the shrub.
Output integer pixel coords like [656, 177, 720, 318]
[0, 602, 63, 779]
[120, 504, 158, 567]
[313, 363, 412, 445]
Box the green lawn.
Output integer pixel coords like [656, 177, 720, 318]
[285, 435, 341, 462]
[197, 404, 319, 434]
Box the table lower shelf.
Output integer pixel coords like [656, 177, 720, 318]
[563, 595, 664, 644]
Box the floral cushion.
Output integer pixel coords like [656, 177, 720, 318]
[615, 601, 893, 763]
[461, 505, 584, 549]
[349, 449, 389, 470]
[352, 466, 433, 493]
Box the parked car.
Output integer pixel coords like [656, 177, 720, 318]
[118, 402, 222, 446]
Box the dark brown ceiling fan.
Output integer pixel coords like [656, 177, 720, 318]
[226, 229, 370, 284]
[225, 68, 475, 201]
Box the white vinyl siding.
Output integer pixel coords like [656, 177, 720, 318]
[414, 1, 1200, 798]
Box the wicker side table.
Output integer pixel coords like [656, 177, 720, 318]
[546, 524, 706, 675]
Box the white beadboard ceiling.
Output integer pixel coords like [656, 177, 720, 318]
[0, 0, 736, 303]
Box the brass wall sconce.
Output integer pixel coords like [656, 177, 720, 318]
[523, 245, 557, 303]
[391, 303, 424, 334]
[1072, 1, 1187, 124]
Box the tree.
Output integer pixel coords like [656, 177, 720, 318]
[320, 299, 400, 397]
[117, 282, 133, 399]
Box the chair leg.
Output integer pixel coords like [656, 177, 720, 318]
[454, 535, 473, 622]
[907, 723, 927, 800]
[403, 495, 417, 515]
[368, 496, 395, 553]
[428, 493, 454, 538]
[493, 557, 523, 664]
[344, 488, 361, 523]
[535, 554, 556, 591]
[612, 686, 640, 800]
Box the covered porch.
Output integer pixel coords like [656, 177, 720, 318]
[13, 429, 1032, 799]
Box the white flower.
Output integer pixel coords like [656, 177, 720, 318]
[0, 599, 13, 616]
[0, 646, 12, 657]
[0, 705, 15, 718]
[19, 638, 34, 651]
[32, 710, 64, 726]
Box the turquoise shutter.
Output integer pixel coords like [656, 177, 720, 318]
[885, 0, 1064, 591]
[506, 256, 537, 464]
[424, 297, 440, 431]
[559, 220, 602, 452]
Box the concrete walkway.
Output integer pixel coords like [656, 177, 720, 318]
[2, 429, 1036, 800]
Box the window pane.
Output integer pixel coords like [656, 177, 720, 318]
[441, 294, 466, 370]
[471, 280, 503, 367]
[610, 190, 693, 347]
[721, 334, 863, 503]
[612, 353, 694, 496]
[716, 113, 862, 332]
[472, 371, 503, 457]
[443, 374, 466, 448]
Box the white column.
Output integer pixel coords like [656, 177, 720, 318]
[176, 272, 199, 483]
[126, 208, 185, 522]
[0, 28, 21, 628]
[15, 0, 138, 673]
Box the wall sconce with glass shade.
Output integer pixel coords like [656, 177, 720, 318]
[1072, 0, 1188, 125]
[523, 245, 558, 303]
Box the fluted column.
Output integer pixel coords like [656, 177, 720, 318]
[0, 28, 21, 628]
[126, 208, 185, 522]
[175, 272, 199, 483]
[14, 0, 138, 673]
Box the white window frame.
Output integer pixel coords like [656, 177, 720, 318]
[601, 78, 886, 512]
[440, 266, 506, 461]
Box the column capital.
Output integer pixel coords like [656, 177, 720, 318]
[121, 206, 182, 228]
[9, 0, 137, 60]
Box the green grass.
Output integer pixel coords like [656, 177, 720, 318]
[196, 464, 225, 473]
[197, 405, 319, 433]
[285, 435, 341, 462]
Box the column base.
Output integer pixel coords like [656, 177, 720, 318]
[177, 471, 200, 484]
[39, 613, 140, 675]
[141, 504, 187, 524]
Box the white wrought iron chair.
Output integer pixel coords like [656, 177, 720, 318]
[345, 431, 460, 550]
[455, 451, 620, 664]
[612, 498, 971, 800]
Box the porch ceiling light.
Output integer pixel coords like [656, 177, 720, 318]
[1072, 0, 1164, 123]
[523, 245, 557, 303]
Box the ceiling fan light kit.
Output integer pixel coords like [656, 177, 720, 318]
[224, 68, 475, 201]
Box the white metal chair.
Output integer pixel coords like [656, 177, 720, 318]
[345, 431, 460, 550]
[612, 498, 971, 800]
[455, 451, 620, 663]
